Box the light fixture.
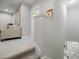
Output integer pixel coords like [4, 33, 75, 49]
[69, 0, 76, 4]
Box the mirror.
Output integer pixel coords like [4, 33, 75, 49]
[64, 1, 79, 59]
[15, 11, 20, 25]
[0, 5, 22, 41]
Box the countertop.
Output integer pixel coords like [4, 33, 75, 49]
[0, 36, 35, 59]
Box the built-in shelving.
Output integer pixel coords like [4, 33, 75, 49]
[34, 13, 53, 20]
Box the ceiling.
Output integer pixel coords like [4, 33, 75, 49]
[0, 0, 36, 14]
[0, 0, 79, 14]
[64, 0, 79, 8]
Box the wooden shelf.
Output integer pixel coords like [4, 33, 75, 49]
[34, 13, 53, 20]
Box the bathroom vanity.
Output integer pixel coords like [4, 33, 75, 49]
[0, 26, 22, 41]
[64, 41, 79, 59]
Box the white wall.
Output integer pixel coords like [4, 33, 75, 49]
[67, 6, 79, 42]
[0, 13, 13, 30]
[53, 1, 67, 59]
[31, 0, 67, 59]
[20, 3, 31, 36]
